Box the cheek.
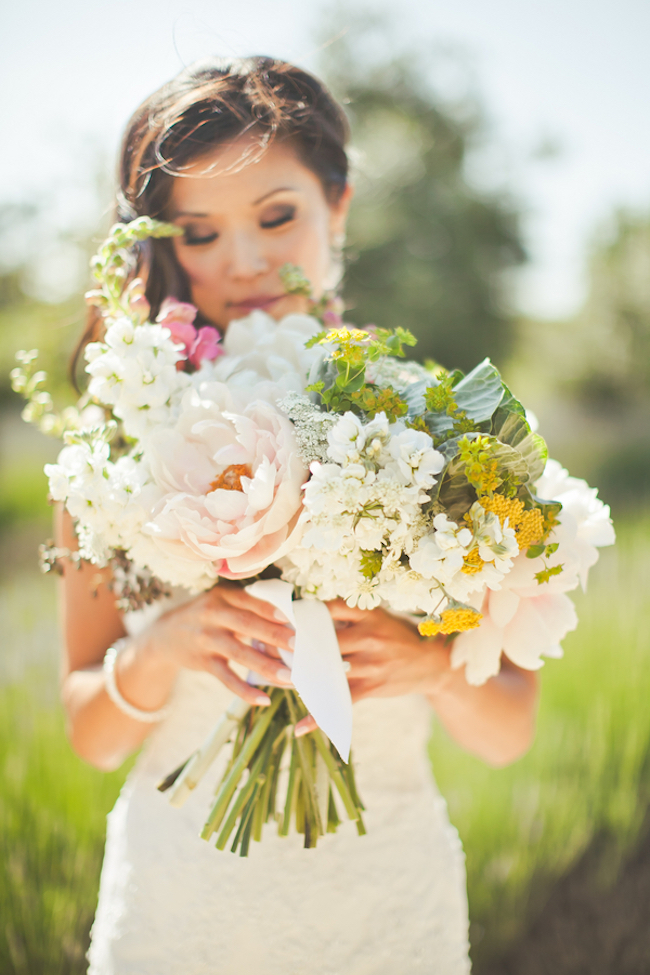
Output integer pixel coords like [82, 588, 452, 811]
[283, 215, 332, 291]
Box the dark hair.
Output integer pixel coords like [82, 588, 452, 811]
[72, 56, 350, 383]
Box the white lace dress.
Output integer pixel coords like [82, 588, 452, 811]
[87, 597, 471, 975]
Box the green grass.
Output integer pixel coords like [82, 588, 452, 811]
[431, 513, 650, 965]
[0, 573, 129, 975]
[1, 518, 648, 972]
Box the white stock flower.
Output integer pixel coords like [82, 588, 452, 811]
[409, 514, 472, 584]
[85, 317, 189, 438]
[385, 427, 444, 489]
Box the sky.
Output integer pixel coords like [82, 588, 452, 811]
[1, 0, 649, 319]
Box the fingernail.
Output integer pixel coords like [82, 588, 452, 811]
[288, 635, 295, 650]
[342, 661, 351, 672]
[295, 724, 309, 737]
[255, 694, 271, 706]
[275, 667, 293, 683]
[273, 609, 289, 623]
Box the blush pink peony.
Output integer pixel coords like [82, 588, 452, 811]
[130, 384, 307, 589]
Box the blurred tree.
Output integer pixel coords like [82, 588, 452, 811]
[319, 12, 526, 371]
[569, 209, 650, 405]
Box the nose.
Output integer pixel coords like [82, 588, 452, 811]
[226, 230, 269, 280]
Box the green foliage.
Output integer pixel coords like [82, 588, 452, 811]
[431, 517, 650, 967]
[306, 325, 414, 420]
[0, 461, 52, 530]
[359, 549, 383, 579]
[319, 13, 526, 371]
[567, 208, 650, 403]
[0, 572, 130, 974]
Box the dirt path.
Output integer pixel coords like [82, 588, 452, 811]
[477, 825, 650, 975]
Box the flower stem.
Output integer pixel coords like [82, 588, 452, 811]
[201, 693, 283, 840]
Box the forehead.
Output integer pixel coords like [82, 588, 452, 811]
[168, 138, 324, 215]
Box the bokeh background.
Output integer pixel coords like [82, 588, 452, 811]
[2, 1, 650, 971]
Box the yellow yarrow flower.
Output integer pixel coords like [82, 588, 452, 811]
[478, 494, 545, 551]
[418, 605, 483, 637]
[461, 547, 485, 575]
[516, 508, 545, 548]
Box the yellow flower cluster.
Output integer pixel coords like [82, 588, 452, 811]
[418, 606, 483, 637]
[478, 494, 545, 551]
[458, 436, 502, 495]
[327, 327, 371, 359]
[461, 547, 485, 575]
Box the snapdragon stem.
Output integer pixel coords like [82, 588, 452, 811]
[201, 693, 283, 840]
[327, 788, 341, 833]
[312, 729, 359, 823]
[279, 744, 299, 837]
[215, 740, 272, 851]
[167, 697, 249, 808]
[285, 693, 324, 837]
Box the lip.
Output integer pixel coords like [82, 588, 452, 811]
[227, 294, 285, 313]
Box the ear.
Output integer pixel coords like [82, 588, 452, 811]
[329, 182, 354, 238]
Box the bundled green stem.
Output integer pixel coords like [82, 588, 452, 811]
[160, 688, 364, 856]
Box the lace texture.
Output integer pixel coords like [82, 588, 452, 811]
[87, 595, 471, 975]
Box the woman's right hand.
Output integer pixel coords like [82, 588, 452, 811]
[130, 582, 296, 707]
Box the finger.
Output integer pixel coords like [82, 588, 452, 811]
[205, 657, 272, 707]
[336, 628, 383, 654]
[326, 599, 370, 622]
[215, 584, 294, 627]
[202, 633, 293, 686]
[294, 714, 318, 737]
[205, 605, 295, 654]
[251, 639, 282, 660]
[348, 677, 380, 702]
[342, 653, 382, 679]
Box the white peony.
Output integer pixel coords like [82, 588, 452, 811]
[205, 311, 321, 401]
[128, 383, 308, 590]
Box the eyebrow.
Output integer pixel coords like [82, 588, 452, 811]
[173, 187, 297, 219]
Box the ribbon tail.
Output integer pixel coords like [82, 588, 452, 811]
[245, 580, 352, 762]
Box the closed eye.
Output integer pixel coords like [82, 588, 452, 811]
[183, 231, 218, 246]
[260, 205, 296, 229]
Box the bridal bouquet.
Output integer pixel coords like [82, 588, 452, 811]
[13, 218, 614, 855]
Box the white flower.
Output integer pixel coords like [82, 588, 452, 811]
[129, 384, 307, 589]
[85, 317, 189, 438]
[409, 514, 472, 584]
[207, 310, 321, 398]
[385, 427, 444, 489]
[450, 459, 615, 685]
[327, 412, 371, 464]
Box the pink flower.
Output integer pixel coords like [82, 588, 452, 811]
[156, 297, 223, 369]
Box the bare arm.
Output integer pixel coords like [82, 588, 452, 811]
[297, 601, 538, 768]
[55, 507, 296, 772]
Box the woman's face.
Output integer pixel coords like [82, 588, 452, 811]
[168, 138, 352, 329]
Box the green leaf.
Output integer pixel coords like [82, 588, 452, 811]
[526, 544, 546, 559]
[452, 358, 505, 422]
[535, 564, 565, 585]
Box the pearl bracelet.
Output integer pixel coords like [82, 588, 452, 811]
[103, 638, 172, 724]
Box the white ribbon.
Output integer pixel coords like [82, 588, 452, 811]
[245, 579, 352, 763]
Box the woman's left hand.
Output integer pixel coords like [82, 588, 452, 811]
[295, 600, 447, 736]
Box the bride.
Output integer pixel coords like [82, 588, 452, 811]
[57, 56, 538, 975]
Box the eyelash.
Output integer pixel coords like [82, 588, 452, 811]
[182, 206, 296, 246]
[184, 232, 218, 246]
[261, 207, 296, 229]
